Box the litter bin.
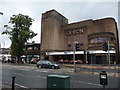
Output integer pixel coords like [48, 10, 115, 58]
[47, 75, 70, 90]
[99, 71, 108, 86]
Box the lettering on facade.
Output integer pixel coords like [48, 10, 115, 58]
[66, 26, 87, 36]
[67, 29, 83, 35]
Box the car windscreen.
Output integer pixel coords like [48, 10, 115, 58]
[37, 61, 43, 64]
[45, 61, 53, 65]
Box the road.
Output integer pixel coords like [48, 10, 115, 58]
[1, 63, 120, 89]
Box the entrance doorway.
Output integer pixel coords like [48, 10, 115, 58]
[96, 56, 102, 64]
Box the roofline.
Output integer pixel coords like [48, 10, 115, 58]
[42, 9, 68, 20]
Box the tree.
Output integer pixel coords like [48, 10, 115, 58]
[2, 14, 37, 63]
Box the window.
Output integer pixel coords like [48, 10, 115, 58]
[90, 38, 107, 44]
[34, 47, 39, 50]
[46, 61, 53, 65]
[68, 41, 71, 46]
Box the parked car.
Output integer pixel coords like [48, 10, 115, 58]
[11, 59, 16, 63]
[64, 60, 69, 64]
[30, 59, 39, 64]
[58, 60, 64, 63]
[36, 60, 61, 69]
[70, 60, 83, 64]
[2, 59, 8, 63]
[76, 60, 83, 64]
[70, 60, 77, 64]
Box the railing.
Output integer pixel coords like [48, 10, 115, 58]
[62, 63, 119, 76]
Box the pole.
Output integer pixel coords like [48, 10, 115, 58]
[108, 41, 110, 69]
[12, 76, 16, 90]
[73, 42, 76, 72]
[103, 85, 105, 90]
[86, 50, 87, 65]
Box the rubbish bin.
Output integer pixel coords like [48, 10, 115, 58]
[99, 71, 108, 86]
[47, 74, 70, 90]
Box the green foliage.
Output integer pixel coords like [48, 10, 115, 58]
[2, 14, 37, 57]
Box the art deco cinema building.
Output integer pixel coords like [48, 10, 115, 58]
[40, 9, 119, 64]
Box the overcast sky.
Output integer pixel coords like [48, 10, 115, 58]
[0, 0, 119, 48]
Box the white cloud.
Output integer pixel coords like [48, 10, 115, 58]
[0, 1, 118, 48]
[0, 0, 119, 2]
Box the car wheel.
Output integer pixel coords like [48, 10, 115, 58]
[51, 66, 54, 69]
[38, 65, 42, 68]
[57, 66, 60, 69]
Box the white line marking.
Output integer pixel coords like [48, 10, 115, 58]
[77, 81, 101, 87]
[14, 73, 24, 76]
[2, 81, 28, 89]
[36, 76, 46, 79]
[42, 77, 46, 79]
[15, 83, 28, 88]
[42, 71, 49, 72]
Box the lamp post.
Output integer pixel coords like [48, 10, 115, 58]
[108, 41, 111, 69]
[0, 12, 4, 56]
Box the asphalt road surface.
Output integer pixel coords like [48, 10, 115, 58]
[1, 63, 120, 89]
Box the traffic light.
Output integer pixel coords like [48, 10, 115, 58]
[103, 42, 108, 52]
[75, 43, 79, 51]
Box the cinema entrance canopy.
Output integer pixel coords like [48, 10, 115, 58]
[46, 50, 116, 55]
[45, 50, 116, 64]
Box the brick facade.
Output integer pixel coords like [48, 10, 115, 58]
[40, 9, 119, 64]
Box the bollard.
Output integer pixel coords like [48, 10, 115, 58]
[12, 76, 16, 90]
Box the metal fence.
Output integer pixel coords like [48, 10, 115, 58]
[75, 64, 119, 76]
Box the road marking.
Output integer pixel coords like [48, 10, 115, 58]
[36, 76, 46, 79]
[8, 68, 12, 69]
[24, 69, 29, 71]
[2, 81, 28, 89]
[42, 71, 49, 72]
[14, 73, 24, 76]
[36, 70, 49, 73]
[15, 83, 28, 88]
[76, 81, 101, 87]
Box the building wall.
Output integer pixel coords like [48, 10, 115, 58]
[62, 19, 93, 50]
[88, 18, 118, 51]
[62, 18, 118, 51]
[40, 9, 68, 59]
[89, 18, 117, 36]
[41, 9, 68, 52]
[40, 9, 119, 62]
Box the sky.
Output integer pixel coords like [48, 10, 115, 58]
[0, 0, 119, 48]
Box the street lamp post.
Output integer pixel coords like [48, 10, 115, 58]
[108, 41, 111, 69]
[86, 50, 88, 64]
